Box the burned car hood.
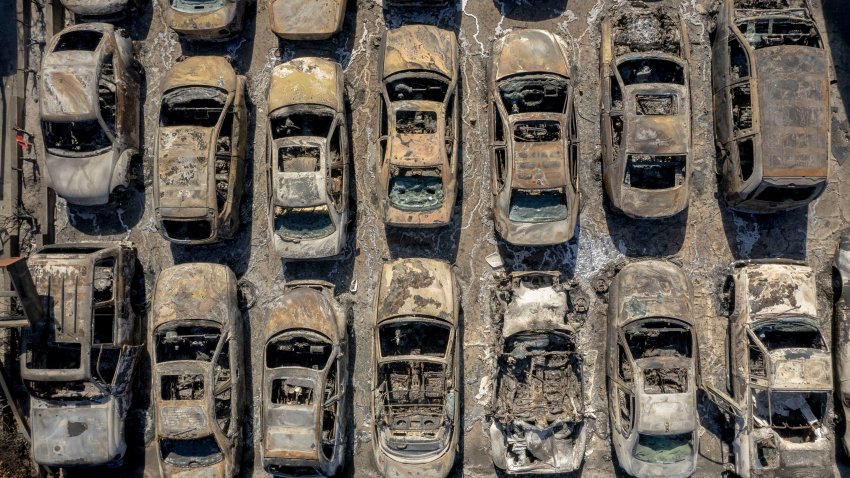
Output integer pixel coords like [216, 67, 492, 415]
[161, 57, 237, 94]
[41, 56, 99, 120]
[264, 287, 344, 343]
[268, 58, 343, 112]
[156, 361, 214, 440]
[754, 46, 829, 179]
[624, 85, 689, 156]
[377, 258, 455, 323]
[769, 348, 832, 390]
[273, 138, 327, 208]
[45, 149, 116, 206]
[31, 397, 122, 466]
[616, 262, 691, 325]
[502, 278, 570, 338]
[158, 125, 214, 211]
[492, 29, 570, 81]
[383, 25, 457, 80]
[151, 263, 234, 331]
[742, 263, 817, 319]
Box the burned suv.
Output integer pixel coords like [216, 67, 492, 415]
[158, 0, 245, 39]
[712, 0, 829, 212]
[151, 263, 245, 477]
[706, 260, 833, 477]
[262, 281, 349, 477]
[22, 243, 140, 467]
[40, 23, 141, 206]
[489, 30, 580, 245]
[487, 271, 587, 474]
[377, 25, 459, 227]
[372, 258, 460, 477]
[155, 56, 248, 244]
[606, 261, 699, 478]
[600, 5, 693, 218]
[267, 58, 350, 260]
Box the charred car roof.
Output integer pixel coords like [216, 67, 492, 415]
[268, 57, 344, 113]
[382, 24, 458, 80]
[377, 258, 456, 324]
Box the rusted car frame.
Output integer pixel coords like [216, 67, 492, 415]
[705, 260, 833, 477]
[262, 280, 348, 477]
[489, 30, 580, 245]
[39, 23, 141, 206]
[835, 233, 850, 458]
[600, 6, 693, 218]
[150, 263, 245, 477]
[606, 261, 699, 478]
[155, 56, 248, 245]
[487, 271, 587, 474]
[22, 242, 140, 467]
[712, 0, 829, 212]
[269, 0, 347, 40]
[371, 258, 460, 477]
[377, 25, 459, 228]
[158, 0, 245, 39]
[267, 58, 350, 260]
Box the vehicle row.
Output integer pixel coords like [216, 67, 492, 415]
[17, 239, 850, 477]
[38, 0, 832, 253]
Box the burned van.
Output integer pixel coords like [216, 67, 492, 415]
[489, 30, 580, 245]
[606, 261, 699, 478]
[377, 25, 459, 227]
[40, 23, 141, 206]
[712, 0, 829, 212]
[262, 281, 349, 477]
[371, 258, 460, 477]
[158, 0, 245, 39]
[22, 243, 140, 467]
[269, 0, 347, 40]
[267, 58, 350, 260]
[151, 263, 244, 477]
[487, 271, 587, 474]
[155, 56, 248, 244]
[600, 5, 693, 218]
[706, 260, 833, 478]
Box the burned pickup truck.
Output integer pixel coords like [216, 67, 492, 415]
[155, 56, 248, 244]
[150, 263, 245, 477]
[261, 281, 349, 477]
[606, 261, 699, 478]
[489, 30, 580, 245]
[600, 5, 693, 218]
[706, 260, 833, 478]
[40, 23, 141, 206]
[158, 0, 246, 40]
[267, 58, 350, 260]
[377, 25, 459, 227]
[486, 271, 587, 474]
[712, 0, 829, 212]
[21, 243, 140, 467]
[372, 258, 460, 477]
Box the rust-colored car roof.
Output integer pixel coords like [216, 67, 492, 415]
[753, 47, 829, 178]
[157, 126, 214, 210]
[151, 263, 236, 331]
[268, 57, 343, 113]
[382, 25, 457, 80]
[511, 140, 568, 189]
[160, 56, 237, 93]
[376, 258, 455, 324]
[264, 286, 344, 344]
[492, 29, 570, 81]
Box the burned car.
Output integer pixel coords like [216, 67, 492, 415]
[835, 233, 850, 457]
[151, 263, 244, 477]
[712, 0, 829, 212]
[261, 280, 349, 477]
[377, 25, 459, 227]
[60, 0, 130, 20]
[372, 258, 460, 477]
[487, 271, 587, 474]
[606, 261, 698, 478]
[267, 58, 350, 260]
[155, 56, 248, 244]
[158, 0, 245, 40]
[705, 260, 833, 477]
[39, 23, 141, 206]
[489, 30, 580, 245]
[21, 243, 140, 467]
[600, 6, 693, 218]
[269, 0, 347, 40]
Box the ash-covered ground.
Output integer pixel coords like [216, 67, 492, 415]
[16, 0, 850, 476]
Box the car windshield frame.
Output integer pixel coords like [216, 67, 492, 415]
[751, 316, 826, 352]
[42, 119, 112, 158]
[377, 316, 453, 360]
[274, 205, 337, 241]
[508, 188, 569, 223]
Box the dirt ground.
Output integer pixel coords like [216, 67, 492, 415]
[11, 0, 850, 476]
